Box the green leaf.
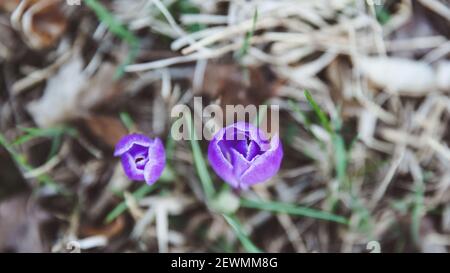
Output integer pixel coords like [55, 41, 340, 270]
[84, 0, 137, 44]
[47, 134, 63, 160]
[119, 112, 135, 132]
[333, 133, 347, 186]
[238, 8, 258, 59]
[412, 180, 425, 245]
[183, 112, 262, 253]
[0, 133, 66, 194]
[240, 198, 349, 225]
[223, 214, 262, 253]
[165, 133, 176, 163]
[115, 45, 139, 79]
[304, 90, 349, 205]
[304, 90, 333, 134]
[14, 126, 75, 146]
[288, 100, 312, 129]
[1, 133, 39, 169]
[105, 167, 175, 223]
[185, 111, 215, 201]
[376, 7, 391, 25]
[105, 184, 157, 223]
[83, 0, 139, 78]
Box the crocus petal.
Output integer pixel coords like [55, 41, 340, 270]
[208, 122, 283, 190]
[143, 138, 166, 185]
[240, 135, 283, 186]
[229, 147, 251, 178]
[231, 122, 269, 144]
[227, 139, 248, 156]
[121, 153, 145, 181]
[246, 140, 262, 161]
[126, 143, 149, 159]
[114, 134, 152, 156]
[208, 133, 239, 188]
[115, 134, 167, 184]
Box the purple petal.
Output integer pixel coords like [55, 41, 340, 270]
[208, 122, 283, 190]
[208, 132, 239, 188]
[143, 138, 166, 185]
[121, 153, 145, 181]
[127, 144, 150, 163]
[218, 140, 232, 163]
[240, 135, 283, 187]
[227, 139, 248, 156]
[229, 148, 251, 178]
[246, 140, 262, 160]
[231, 122, 269, 143]
[114, 134, 152, 156]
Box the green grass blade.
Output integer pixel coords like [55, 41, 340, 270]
[105, 184, 157, 223]
[304, 90, 333, 134]
[83, 0, 139, 78]
[13, 126, 76, 163]
[238, 8, 258, 58]
[185, 111, 215, 201]
[13, 126, 73, 146]
[0, 133, 32, 169]
[1, 133, 65, 194]
[376, 7, 391, 25]
[105, 167, 175, 223]
[304, 90, 349, 207]
[333, 134, 347, 186]
[240, 198, 349, 225]
[223, 214, 262, 253]
[119, 112, 135, 132]
[115, 45, 139, 79]
[412, 180, 424, 245]
[47, 134, 63, 160]
[288, 99, 312, 129]
[183, 112, 261, 252]
[165, 133, 176, 163]
[84, 0, 138, 44]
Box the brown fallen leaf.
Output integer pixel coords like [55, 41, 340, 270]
[201, 63, 277, 107]
[83, 115, 128, 148]
[11, 0, 67, 50]
[79, 215, 126, 239]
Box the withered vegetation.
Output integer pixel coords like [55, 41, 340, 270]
[0, 0, 449, 253]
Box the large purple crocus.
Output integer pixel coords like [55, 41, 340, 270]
[208, 122, 283, 190]
[114, 133, 166, 185]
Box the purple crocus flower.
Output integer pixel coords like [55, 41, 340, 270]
[114, 133, 166, 185]
[208, 122, 283, 190]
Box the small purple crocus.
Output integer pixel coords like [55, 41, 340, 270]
[208, 122, 283, 190]
[114, 133, 166, 185]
